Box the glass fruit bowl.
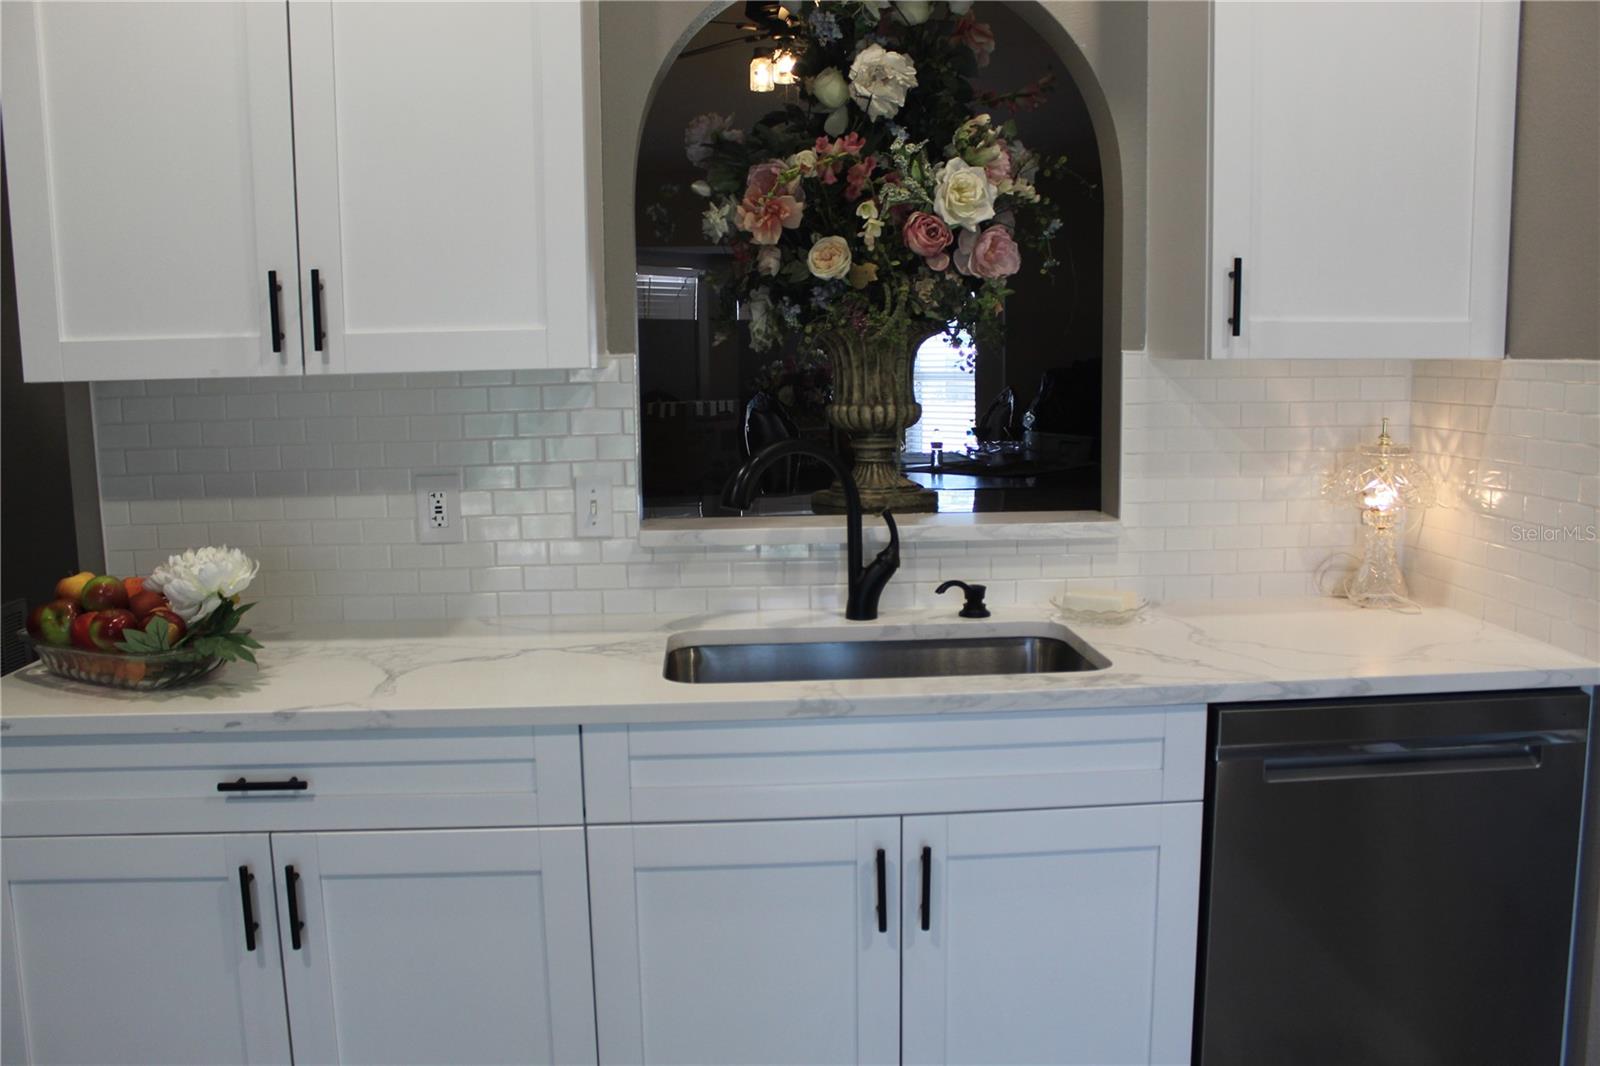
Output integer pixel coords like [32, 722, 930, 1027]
[19, 632, 223, 691]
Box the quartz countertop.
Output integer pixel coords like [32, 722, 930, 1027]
[1, 597, 1594, 737]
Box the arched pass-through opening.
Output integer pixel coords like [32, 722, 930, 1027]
[630, 2, 1124, 519]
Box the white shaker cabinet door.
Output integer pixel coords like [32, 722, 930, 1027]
[1209, 1, 1518, 359]
[902, 804, 1202, 1066]
[273, 827, 596, 1066]
[0, 834, 291, 1065]
[288, 1, 599, 375]
[1, 2, 304, 381]
[588, 819, 901, 1066]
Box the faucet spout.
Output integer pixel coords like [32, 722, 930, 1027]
[724, 439, 901, 621]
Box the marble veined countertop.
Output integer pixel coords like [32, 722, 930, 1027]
[1, 597, 1594, 736]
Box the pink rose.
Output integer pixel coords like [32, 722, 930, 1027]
[952, 15, 996, 67]
[954, 225, 1021, 278]
[743, 159, 800, 201]
[902, 211, 954, 259]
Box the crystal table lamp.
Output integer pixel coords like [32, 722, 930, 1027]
[1323, 420, 1437, 609]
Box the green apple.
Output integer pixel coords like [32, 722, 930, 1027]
[26, 599, 80, 647]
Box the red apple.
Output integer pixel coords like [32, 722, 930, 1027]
[70, 611, 100, 650]
[27, 599, 80, 647]
[141, 607, 187, 644]
[129, 589, 168, 617]
[79, 575, 129, 612]
[88, 609, 138, 652]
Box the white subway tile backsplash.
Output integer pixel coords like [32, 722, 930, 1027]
[88, 352, 1588, 647]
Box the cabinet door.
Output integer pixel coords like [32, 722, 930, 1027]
[902, 804, 1202, 1066]
[1, 2, 303, 381]
[1210, 2, 1518, 359]
[288, 1, 598, 375]
[589, 819, 900, 1065]
[0, 834, 291, 1065]
[274, 827, 595, 1066]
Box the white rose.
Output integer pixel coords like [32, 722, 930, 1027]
[757, 246, 782, 276]
[848, 44, 918, 121]
[807, 235, 853, 280]
[811, 67, 850, 110]
[894, 1, 931, 24]
[932, 158, 997, 231]
[146, 546, 260, 624]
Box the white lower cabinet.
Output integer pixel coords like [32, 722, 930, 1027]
[589, 805, 1202, 1066]
[587, 819, 901, 1066]
[0, 834, 292, 1065]
[276, 828, 596, 1066]
[903, 805, 1202, 1066]
[1, 828, 596, 1066]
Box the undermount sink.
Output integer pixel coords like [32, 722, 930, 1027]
[663, 632, 1110, 684]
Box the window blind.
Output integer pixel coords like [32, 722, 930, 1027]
[905, 331, 976, 454]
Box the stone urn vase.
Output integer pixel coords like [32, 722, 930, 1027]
[811, 319, 940, 515]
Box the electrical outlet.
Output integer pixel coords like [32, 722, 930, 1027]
[575, 474, 613, 538]
[414, 472, 464, 545]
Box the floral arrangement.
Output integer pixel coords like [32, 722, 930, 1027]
[751, 351, 835, 416]
[118, 546, 264, 664]
[686, 0, 1069, 353]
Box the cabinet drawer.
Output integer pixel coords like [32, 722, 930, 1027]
[0, 726, 581, 835]
[582, 707, 1205, 823]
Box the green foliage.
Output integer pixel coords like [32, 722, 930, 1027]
[115, 600, 264, 665]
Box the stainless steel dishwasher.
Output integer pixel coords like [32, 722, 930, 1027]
[1197, 688, 1592, 1066]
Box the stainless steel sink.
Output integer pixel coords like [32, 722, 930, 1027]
[663, 633, 1109, 684]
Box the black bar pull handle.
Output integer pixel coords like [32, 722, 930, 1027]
[284, 865, 305, 951]
[310, 269, 326, 352]
[1263, 743, 1540, 784]
[217, 776, 308, 793]
[267, 270, 285, 354]
[237, 865, 258, 952]
[874, 848, 887, 934]
[919, 846, 932, 932]
[1226, 257, 1243, 337]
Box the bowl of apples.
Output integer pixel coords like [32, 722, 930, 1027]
[22, 549, 263, 691]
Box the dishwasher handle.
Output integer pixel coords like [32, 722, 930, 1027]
[1261, 740, 1543, 784]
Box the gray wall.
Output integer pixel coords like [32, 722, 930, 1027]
[1507, 1, 1599, 360]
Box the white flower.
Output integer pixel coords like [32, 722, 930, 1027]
[787, 149, 818, 175]
[684, 112, 739, 166]
[689, 180, 712, 198]
[756, 246, 782, 276]
[701, 200, 734, 242]
[947, 0, 973, 13]
[848, 44, 917, 121]
[856, 200, 884, 249]
[811, 67, 850, 111]
[894, 1, 931, 24]
[807, 235, 853, 280]
[146, 546, 259, 625]
[747, 289, 782, 351]
[932, 157, 997, 231]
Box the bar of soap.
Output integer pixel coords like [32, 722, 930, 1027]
[1058, 589, 1140, 613]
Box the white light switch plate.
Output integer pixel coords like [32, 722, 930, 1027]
[576, 474, 613, 538]
[414, 471, 464, 544]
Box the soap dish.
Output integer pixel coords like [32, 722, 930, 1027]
[1050, 595, 1153, 626]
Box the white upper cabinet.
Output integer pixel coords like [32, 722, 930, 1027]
[289, 1, 599, 375]
[1149, 1, 1519, 360]
[1, 1, 599, 382]
[1, 3, 304, 382]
